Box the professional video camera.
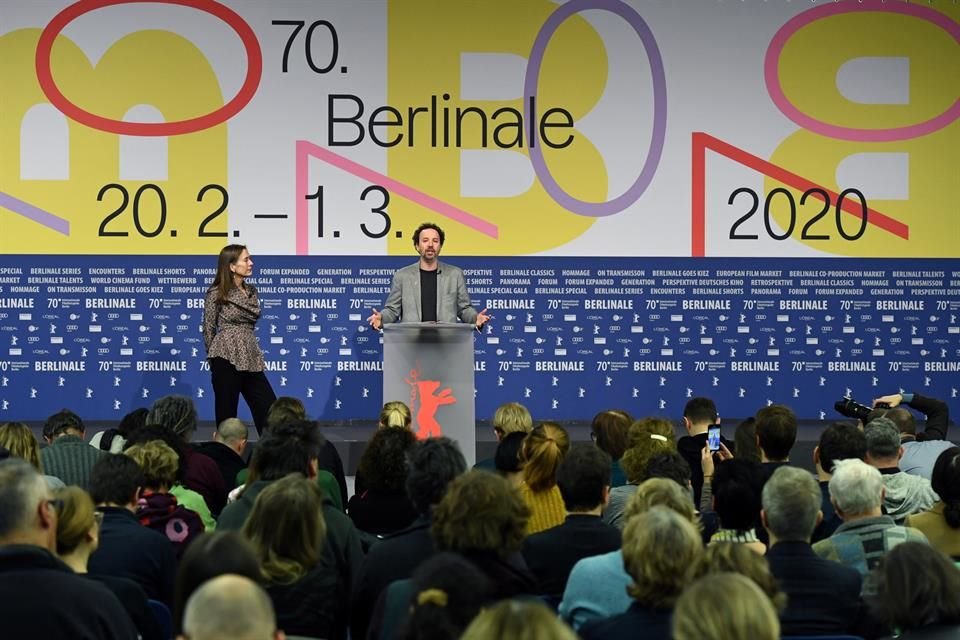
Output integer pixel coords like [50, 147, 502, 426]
[834, 397, 889, 422]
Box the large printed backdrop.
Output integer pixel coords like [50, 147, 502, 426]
[1, 1, 958, 421]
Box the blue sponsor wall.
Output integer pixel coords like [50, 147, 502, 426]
[1, 255, 957, 423]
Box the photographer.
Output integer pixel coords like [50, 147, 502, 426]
[870, 392, 953, 480]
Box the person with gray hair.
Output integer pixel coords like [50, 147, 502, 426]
[180, 574, 284, 640]
[813, 458, 929, 575]
[147, 394, 228, 514]
[761, 466, 862, 636]
[0, 459, 138, 639]
[864, 417, 939, 523]
[195, 417, 249, 491]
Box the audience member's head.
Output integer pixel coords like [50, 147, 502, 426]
[623, 477, 699, 529]
[0, 458, 56, 551]
[521, 422, 570, 492]
[644, 451, 692, 490]
[701, 542, 786, 611]
[590, 409, 632, 461]
[0, 422, 43, 472]
[379, 401, 412, 430]
[248, 421, 322, 482]
[88, 454, 144, 507]
[357, 425, 417, 495]
[431, 470, 529, 559]
[265, 396, 307, 431]
[620, 417, 676, 484]
[864, 417, 903, 468]
[242, 473, 325, 585]
[556, 443, 611, 513]
[53, 485, 98, 559]
[117, 408, 149, 436]
[125, 440, 179, 491]
[181, 575, 283, 640]
[815, 422, 866, 476]
[932, 447, 960, 530]
[829, 458, 884, 519]
[622, 506, 703, 609]
[683, 397, 718, 432]
[712, 459, 761, 533]
[399, 552, 494, 640]
[215, 418, 248, 455]
[870, 542, 960, 632]
[866, 406, 916, 436]
[124, 423, 188, 484]
[460, 599, 578, 640]
[43, 408, 85, 443]
[173, 532, 261, 634]
[673, 573, 780, 640]
[754, 405, 797, 462]
[734, 417, 761, 463]
[491, 402, 533, 440]
[761, 465, 822, 544]
[405, 437, 466, 516]
[147, 395, 198, 441]
[494, 431, 526, 482]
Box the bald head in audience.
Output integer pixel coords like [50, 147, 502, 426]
[214, 418, 249, 457]
[179, 575, 283, 640]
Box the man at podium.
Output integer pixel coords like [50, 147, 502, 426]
[367, 222, 491, 330]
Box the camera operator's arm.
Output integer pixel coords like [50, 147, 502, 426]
[874, 392, 949, 441]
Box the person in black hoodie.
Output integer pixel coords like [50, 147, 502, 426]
[677, 397, 731, 505]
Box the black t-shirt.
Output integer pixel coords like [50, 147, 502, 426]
[419, 269, 438, 322]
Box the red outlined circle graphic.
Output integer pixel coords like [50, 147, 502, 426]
[35, 0, 262, 136]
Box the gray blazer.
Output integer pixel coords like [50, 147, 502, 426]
[379, 261, 478, 325]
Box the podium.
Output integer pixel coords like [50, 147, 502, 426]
[382, 322, 477, 466]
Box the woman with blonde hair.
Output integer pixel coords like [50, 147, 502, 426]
[603, 417, 678, 528]
[580, 506, 704, 640]
[701, 542, 786, 611]
[54, 486, 163, 640]
[242, 473, 343, 639]
[673, 573, 780, 640]
[379, 400, 412, 429]
[519, 422, 570, 533]
[0, 422, 63, 489]
[462, 599, 578, 640]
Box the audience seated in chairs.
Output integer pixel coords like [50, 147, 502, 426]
[0, 420, 64, 489]
[561, 477, 699, 631]
[864, 417, 940, 524]
[673, 572, 780, 640]
[124, 440, 206, 557]
[243, 473, 344, 640]
[589, 409, 633, 487]
[706, 458, 766, 554]
[761, 465, 862, 636]
[522, 443, 621, 597]
[0, 458, 138, 639]
[475, 401, 533, 472]
[579, 506, 704, 640]
[604, 417, 676, 529]
[87, 453, 178, 607]
[54, 485, 163, 640]
[348, 425, 418, 536]
[813, 457, 929, 575]
[351, 437, 466, 640]
[193, 417, 249, 491]
[494, 430, 526, 486]
[866, 542, 960, 639]
[181, 574, 284, 640]
[40, 408, 105, 490]
[518, 422, 571, 534]
[461, 599, 578, 640]
[811, 421, 867, 543]
[173, 531, 261, 636]
[89, 407, 148, 454]
[906, 446, 960, 560]
[677, 397, 728, 504]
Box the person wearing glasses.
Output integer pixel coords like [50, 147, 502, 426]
[0, 458, 137, 639]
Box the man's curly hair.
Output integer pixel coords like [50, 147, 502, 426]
[356, 426, 417, 495]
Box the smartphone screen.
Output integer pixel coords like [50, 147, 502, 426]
[707, 426, 721, 451]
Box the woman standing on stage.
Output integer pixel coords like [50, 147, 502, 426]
[203, 245, 276, 435]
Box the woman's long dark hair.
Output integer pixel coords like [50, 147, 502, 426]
[208, 244, 247, 303]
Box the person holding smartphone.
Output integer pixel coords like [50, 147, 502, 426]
[203, 244, 276, 436]
[677, 397, 733, 505]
